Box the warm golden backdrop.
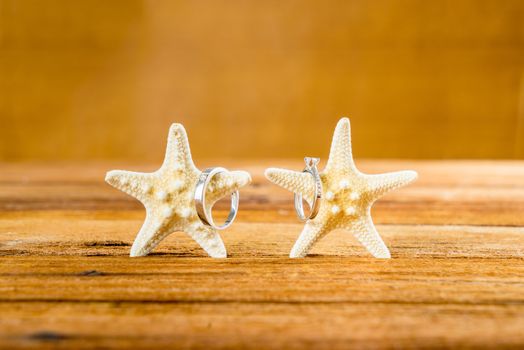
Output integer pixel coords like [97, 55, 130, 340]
[1, 0, 523, 161]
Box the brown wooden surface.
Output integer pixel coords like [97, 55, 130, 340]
[1, 160, 524, 349]
[2, 0, 524, 161]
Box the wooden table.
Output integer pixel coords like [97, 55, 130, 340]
[1, 160, 523, 349]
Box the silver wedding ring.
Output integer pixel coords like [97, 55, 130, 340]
[294, 157, 322, 221]
[194, 167, 239, 230]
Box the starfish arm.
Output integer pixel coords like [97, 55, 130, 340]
[205, 170, 252, 210]
[264, 168, 315, 204]
[105, 170, 156, 204]
[289, 221, 331, 258]
[185, 223, 227, 258]
[161, 123, 199, 174]
[345, 213, 391, 258]
[365, 170, 418, 200]
[130, 210, 173, 257]
[325, 117, 357, 173]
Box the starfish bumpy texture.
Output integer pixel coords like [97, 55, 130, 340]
[265, 118, 417, 258]
[106, 124, 251, 258]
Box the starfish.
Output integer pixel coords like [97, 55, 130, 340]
[105, 123, 251, 258]
[265, 118, 417, 258]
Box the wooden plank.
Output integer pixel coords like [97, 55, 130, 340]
[0, 161, 523, 349]
[1, 160, 524, 225]
[2, 256, 524, 302]
[0, 255, 523, 349]
[1, 302, 522, 349]
[2, 215, 524, 258]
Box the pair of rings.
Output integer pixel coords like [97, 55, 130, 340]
[194, 157, 322, 230]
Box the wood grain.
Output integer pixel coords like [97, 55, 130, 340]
[0, 160, 523, 349]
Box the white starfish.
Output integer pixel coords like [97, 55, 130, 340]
[105, 123, 251, 257]
[265, 118, 417, 258]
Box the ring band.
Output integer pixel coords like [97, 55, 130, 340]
[194, 167, 239, 230]
[294, 157, 322, 221]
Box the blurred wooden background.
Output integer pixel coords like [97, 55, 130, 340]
[1, 0, 523, 161]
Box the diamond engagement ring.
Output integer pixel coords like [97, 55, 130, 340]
[294, 157, 322, 221]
